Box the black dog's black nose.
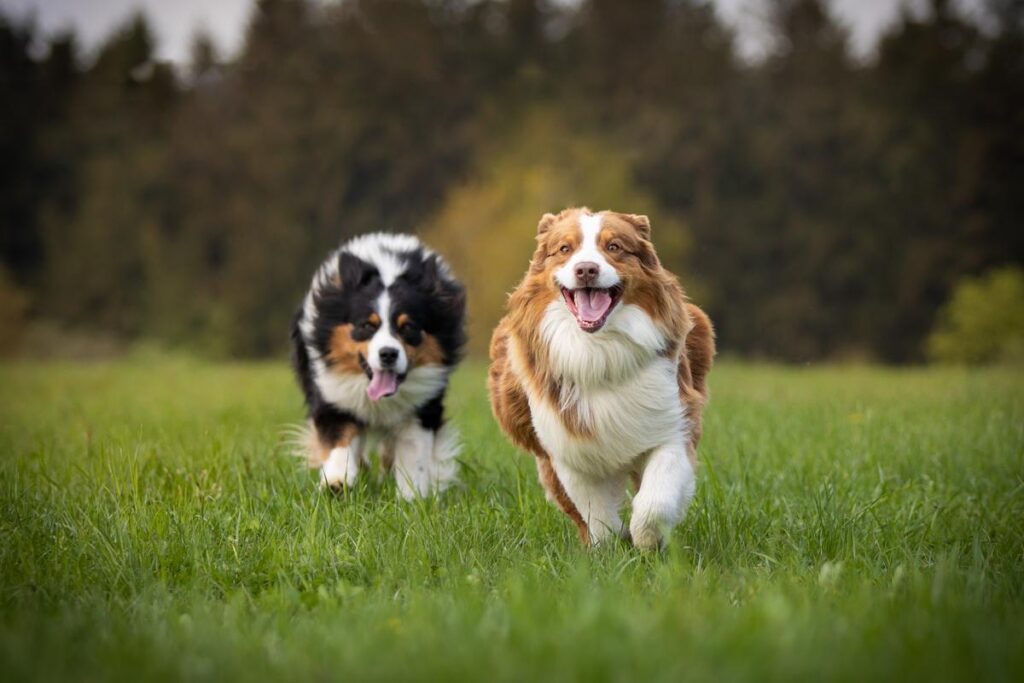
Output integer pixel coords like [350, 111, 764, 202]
[379, 347, 399, 366]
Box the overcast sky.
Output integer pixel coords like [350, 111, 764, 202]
[1, 0, 987, 64]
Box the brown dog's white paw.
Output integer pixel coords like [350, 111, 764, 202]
[629, 520, 665, 552]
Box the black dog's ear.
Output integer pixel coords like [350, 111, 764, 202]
[338, 252, 379, 290]
[421, 254, 466, 318]
[396, 253, 466, 363]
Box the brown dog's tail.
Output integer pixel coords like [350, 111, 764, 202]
[685, 303, 715, 399]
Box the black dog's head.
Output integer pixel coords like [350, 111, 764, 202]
[301, 238, 465, 401]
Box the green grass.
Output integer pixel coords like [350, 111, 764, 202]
[1, 358, 1023, 682]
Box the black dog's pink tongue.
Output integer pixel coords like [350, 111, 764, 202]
[574, 289, 612, 323]
[367, 371, 398, 401]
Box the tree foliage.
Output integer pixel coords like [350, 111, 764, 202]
[927, 266, 1024, 365]
[1, 0, 1021, 360]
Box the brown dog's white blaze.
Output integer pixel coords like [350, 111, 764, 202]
[550, 211, 622, 333]
[488, 207, 715, 549]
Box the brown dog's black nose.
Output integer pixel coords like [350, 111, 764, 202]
[575, 261, 600, 285]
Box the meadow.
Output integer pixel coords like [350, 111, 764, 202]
[1, 357, 1022, 682]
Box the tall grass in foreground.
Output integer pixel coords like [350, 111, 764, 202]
[1, 359, 1022, 681]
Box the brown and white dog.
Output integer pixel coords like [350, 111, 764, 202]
[488, 208, 714, 549]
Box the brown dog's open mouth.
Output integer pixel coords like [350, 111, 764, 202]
[561, 285, 623, 332]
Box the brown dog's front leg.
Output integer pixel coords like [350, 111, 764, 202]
[536, 455, 590, 544]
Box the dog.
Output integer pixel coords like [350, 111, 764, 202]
[291, 233, 466, 498]
[488, 208, 714, 549]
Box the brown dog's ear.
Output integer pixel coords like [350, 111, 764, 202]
[537, 212, 558, 235]
[636, 240, 660, 270]
[623, 213, 651, 240]
[613, 213, 658, 269]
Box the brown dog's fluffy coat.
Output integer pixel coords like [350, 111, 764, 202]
[489, 208, 714, 548]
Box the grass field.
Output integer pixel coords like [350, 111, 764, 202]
[1, 357, 1022, 682]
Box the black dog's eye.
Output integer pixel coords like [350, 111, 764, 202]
[359, 320, 377, 333]
[607, 242, 621, 253]
[559, 244, 571, 254]
[396, 314, 418, 336]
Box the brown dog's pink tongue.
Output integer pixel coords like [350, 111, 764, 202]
[574, 289, 612, 323]
[367, 371, 398, 401]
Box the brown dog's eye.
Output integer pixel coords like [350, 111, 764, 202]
[559, 245, 571, 254]
[607, 242, 621, 253]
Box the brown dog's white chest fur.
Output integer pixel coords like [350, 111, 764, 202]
[510, 300, 690, 478]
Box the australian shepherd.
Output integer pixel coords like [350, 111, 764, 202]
[488, 208, 715, 549]
[291, 233, 466, 498]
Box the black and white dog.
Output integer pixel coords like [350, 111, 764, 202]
[291, 233, 466, 498]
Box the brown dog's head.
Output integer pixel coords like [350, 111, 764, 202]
[527, 208, 662, 333]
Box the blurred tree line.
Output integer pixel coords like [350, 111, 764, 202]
[1, 0, 1021, 361]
